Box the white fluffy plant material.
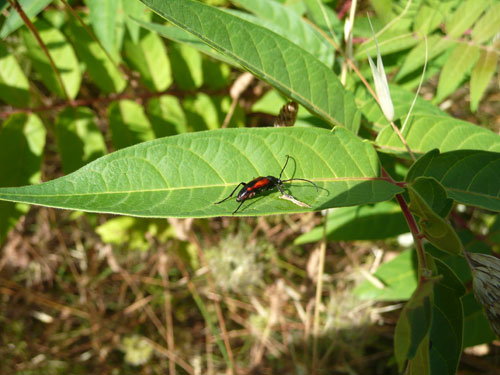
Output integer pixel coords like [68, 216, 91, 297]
[367, 18, 394, 122]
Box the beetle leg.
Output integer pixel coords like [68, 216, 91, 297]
[215, 182, 245, 204]
[276, 183, 286, 196]
[232, 200, 246, 215]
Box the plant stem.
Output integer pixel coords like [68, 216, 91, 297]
[395, 194, 427, 280]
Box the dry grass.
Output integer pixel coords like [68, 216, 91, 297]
[1, 204, 405, 375]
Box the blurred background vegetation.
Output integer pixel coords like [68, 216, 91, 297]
[1, 0, 499, 374]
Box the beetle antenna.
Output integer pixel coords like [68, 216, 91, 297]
[279, 155, 291, 180]
[282, 178, 319, 192]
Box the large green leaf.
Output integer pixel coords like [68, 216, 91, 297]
[0, 42, 30, 106]
[0, 114, 45, 244]
[55, 107, 107, 174]
[407, 149, 500, 212]
[0, 0, 53, 38]
[294, 201, 408, 244]
[462, 292, 496, 347]
[429, 259, 465, 375]
[21, 19, 81, 99]
[0, 127, 403, 218]
[376, 114, 500, 157]
[231, 0, 334, 67]
[394, 275, 437, 371]
[132, 19, 237, 66]
[139, 0, 360, 132]
[66, 15, 126, 94]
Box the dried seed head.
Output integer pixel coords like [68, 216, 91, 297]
[466, 252, 500, 338]
[274, 101, 298, 127]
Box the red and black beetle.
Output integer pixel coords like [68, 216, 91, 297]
[215, 155, 319, 214]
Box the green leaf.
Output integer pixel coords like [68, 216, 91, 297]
[0, 127, 403, 217]
[410, 177, 454, 219]
[376, 114, 500, 157]
[446, 0, 490, 38]
[396, 35, 454, 80]
[303, 0, 343, 40]
[183, 93, 220, 131]
[408, 178, 461, 255]
[202, 58, 230, 90]
[86, 0, 119, 55]
[0, 0, 53, 38]
[0, 42, 30, 106]
[371, 0, 396, 23]
[462, 292, 496, 347]
[108, 100, 155, 150]
[435, 43, 480, 102]
[355, 31, 419, 59]
[139, 0, 360, 131]
[407, 149, 500, 212]
[470, 50, 498, 112]
[169, 42, 203, 90]
[124, 29, 172, 91]
[406, 333, 431, 375]
[231, 0, 334, 67]
[354, 249, 418, 301]
[132, 18, 237, 66]
[55, 107, 107, 174]
[66, 15, 126, 94]
[429, 259, 465, 375]
[147, 95, 187, 137]
[294, 201, 408, 245]
[471, 2, 500, 43]
[394, 275, 437, 371]
[122, 0, 149, 43]
[413, 5, 443, 36]
[0, 114, 45, 244]
[21, 19, 81, 99]
[96, 216, 168, 251]
[425, 231, 491, 285]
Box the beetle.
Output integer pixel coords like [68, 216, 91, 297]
[215, 155, 319, 214]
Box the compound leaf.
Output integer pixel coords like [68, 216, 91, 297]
[139, 0, 360, 132]
[0, 114, 45, 244]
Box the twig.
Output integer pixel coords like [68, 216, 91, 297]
[312, 210, 328, 373]
[0, 87, 228, 119]
[8, 0, 70, 100]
